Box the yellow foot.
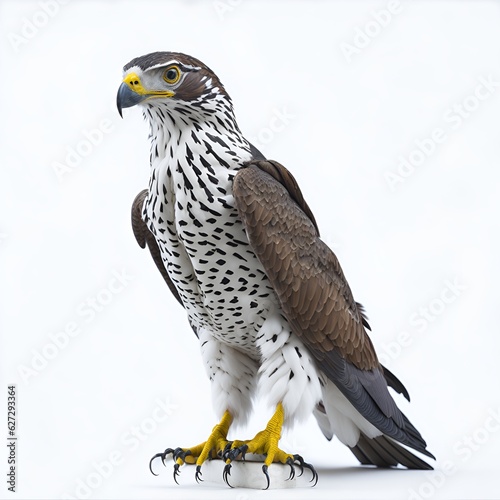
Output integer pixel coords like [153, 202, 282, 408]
[222, 403, 318, 489]
[149, 410, 232, 484]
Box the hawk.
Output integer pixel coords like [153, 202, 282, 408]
[116, 51, 434, 488]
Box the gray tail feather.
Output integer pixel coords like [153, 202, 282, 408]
[350, 434, 434, 470]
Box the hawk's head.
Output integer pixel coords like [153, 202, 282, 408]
[116, 51, 230, 118]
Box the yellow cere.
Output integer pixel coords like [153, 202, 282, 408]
[123, 72, 175, 98]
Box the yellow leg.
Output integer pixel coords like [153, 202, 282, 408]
[223, 403, 318, 488]
[194, 410, 232, 481]
[229, 403, 291, 465]
[149, 410, 233, 483]
[149, 405, 317, 488]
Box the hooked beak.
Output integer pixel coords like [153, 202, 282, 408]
[116, 82, 147, 118]
[116, 72, 175, 118]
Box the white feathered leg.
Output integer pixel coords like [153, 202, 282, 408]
[199, 327, 259, 427]
[256, 312, 323, 429]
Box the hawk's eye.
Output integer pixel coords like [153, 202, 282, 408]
[163, 66, 181, 85]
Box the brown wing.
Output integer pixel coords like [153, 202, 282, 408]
[234, 160, 377, 370]
[233, 160, 434, 448]
[131, 190, 183, 307]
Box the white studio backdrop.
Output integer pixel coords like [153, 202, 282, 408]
[1, 1, 499, 499]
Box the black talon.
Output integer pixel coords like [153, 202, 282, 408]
[291, 454, 318, 486]
[302, 460, 318, 486]
[172, 447, 191, 463]
[173, 463, 181, 485]
[149, 447, 175, 475]
[149, 453, 163, 476]
[222, 443, 239, 461]
[225, 444, 248, 462]
[161, 447, 175, 467]
[195, 465, 203, 483]
[222, 463, 233, 488]
[239, 444, 248, 461]
[262, 464, 270, 490]
[221, 441, 232, 459]
[292, 454, 305, 477]
[285, 457, 296, 480]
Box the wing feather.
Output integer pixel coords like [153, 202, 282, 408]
[131, 190, 183, 307]
[233, 160, 433, 459]
[233, 161, 376, 369]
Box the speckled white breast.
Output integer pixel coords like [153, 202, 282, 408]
[143, 130, 278, 356]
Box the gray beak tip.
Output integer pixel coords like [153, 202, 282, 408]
[116, 82, 145, 117]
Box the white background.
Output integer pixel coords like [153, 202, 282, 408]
[1, 1, 500, 499]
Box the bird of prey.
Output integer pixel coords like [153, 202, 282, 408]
[116, 51, 434, 488]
